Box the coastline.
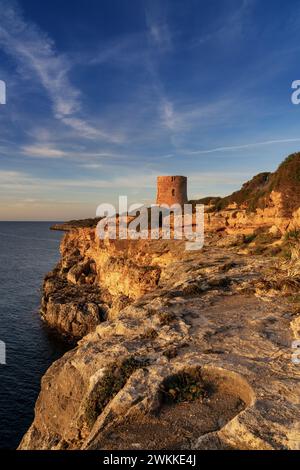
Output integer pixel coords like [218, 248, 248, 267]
[19, 223, 300, 450]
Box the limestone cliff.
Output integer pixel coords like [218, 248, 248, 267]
[198, 153, 300, 236]
[19, 230, 300, 450]
[40, 229, 174, 339]
[19, 154, 300, 450]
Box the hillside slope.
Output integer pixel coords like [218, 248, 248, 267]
[193, 153, 300, 217]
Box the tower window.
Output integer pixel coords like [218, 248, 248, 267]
[172, 189, 175, 196]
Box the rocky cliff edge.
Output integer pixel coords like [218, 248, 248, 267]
[19, 229, 300, 450]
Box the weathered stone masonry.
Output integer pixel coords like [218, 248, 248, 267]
[156, 175, 188, 206]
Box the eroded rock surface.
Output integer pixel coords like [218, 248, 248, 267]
[20, 232, 300, 450]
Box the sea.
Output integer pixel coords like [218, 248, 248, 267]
[0, 222, 70, 449]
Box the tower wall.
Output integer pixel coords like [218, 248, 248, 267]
[156, 176, 188, 206]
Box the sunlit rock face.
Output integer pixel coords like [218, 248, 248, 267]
[19, 227, 300, 450]
[200, 153, 300, 236]
[40, 228, 184, 339]
[19, 154, 300, 450]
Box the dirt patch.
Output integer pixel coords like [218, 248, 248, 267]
[96, 391, 244, 450]
[95, 368, 251, 450]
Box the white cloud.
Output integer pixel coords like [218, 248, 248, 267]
[192, 0, 254, 48]
[79, 163, 103, 169]
[22, 145, 67, 158]
[145, 1, 172, 53]
[0, 0, 120, 143]
[148, 22, 172, 51]
[159, 97, 234, 133]
[0, 1, 80, 117]
[19, 144, 142, 162]
[161, 99, 178, 130]
[0, 169, 158, 193]
[61, 117, 124, 143]
[0, 168, 250, 196]
[90, 34, 145, 66]
[187, 138, 300, 155]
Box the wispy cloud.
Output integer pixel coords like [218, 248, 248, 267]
[192, 0, 254, 48]
[160, 99, 177, 130]
[0, 0, 121, 143]
[187, 138, 300, 155]
[0, 1, 79, 116]
[145, 1, 172, 53]
[148, 22, 172, 52]
[21, 145, 68, 158]
[90, 34, 146, 67]
[143, 2, 239, 140]
[0, 169, 158, 193]
[20, 142, 170, 163]
[160, 98, 234, 133]
[60, 117, 124, 143]
[0, 169, 249, 196]
[79, 163, 103, 170]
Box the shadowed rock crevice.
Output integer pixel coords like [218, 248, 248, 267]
[83, 356, 151, 429]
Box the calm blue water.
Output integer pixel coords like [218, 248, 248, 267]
[0, 222, 70, 449]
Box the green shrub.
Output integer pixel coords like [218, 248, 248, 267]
[244, 233, 256, 244]
[161, 370, 212, 404]
[284, 229, 300, 242]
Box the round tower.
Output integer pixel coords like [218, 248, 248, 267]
[156, 175, 188, 206]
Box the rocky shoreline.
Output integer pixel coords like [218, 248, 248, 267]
[18, 154, 300, 449]
[19, 226, 300, 450]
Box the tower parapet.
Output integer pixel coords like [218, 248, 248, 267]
[156, 176, 188, 206]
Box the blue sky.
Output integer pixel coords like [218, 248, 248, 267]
[1, 0, 300, 220]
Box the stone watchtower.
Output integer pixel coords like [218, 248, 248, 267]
[156, 176, 188, 206]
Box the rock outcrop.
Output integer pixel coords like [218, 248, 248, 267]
[40, 229, 169, 339]
[19, 153, 300, 450]
[196, 153, 300, 236]
[20, 231, 300, 450]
